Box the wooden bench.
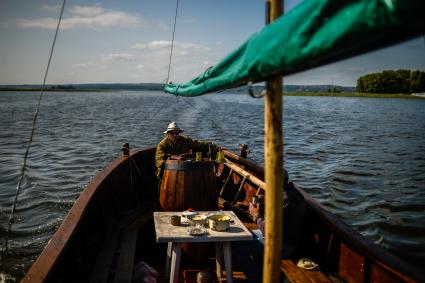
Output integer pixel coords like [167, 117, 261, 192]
[280, 259, 332, 283]
[89, 201, 159, 283]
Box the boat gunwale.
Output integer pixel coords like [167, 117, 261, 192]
[23, 147, 422, 282]
[22, 147, 156, 282]
[296, 186, 423, 282]
[223, 149, 422, 282]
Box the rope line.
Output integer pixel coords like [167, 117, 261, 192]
[130, 0, 180, 147]
[132, 0, 233, 151]
[0, 0, 67, 263]
[166, 0, 179, 84]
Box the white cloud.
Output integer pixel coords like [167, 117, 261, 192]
[41, 4, 61, 12]
[65, 39, 217, 83]
[131, 43, 147, 49]
[131, 40, 171, 49]
[70, 5, 104, 17]
[132, 40, 210, 52]
[146, 40, 171, 49]
[16, 5, 143, 30]
[101, 53, 136, 64]
[127, 40, 218, 83]
[73, 63, 88, 67]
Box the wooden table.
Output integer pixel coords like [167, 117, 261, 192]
[153, 211, 253, 283]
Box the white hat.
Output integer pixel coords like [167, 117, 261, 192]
[164, 121, 184, 134]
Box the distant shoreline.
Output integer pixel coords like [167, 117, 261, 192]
[0, 83, 355, 93]
[0, 88, 166, 93]
[1, 88, 423, 99]
[284, 92, 425, 99]
[0, 88, 112, 92]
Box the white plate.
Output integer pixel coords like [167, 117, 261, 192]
[188, 226, 208, 236]
[182, 211, 198, 218]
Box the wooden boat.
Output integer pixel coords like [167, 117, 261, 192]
[17, 1, 425, 282]
[23, 147, 424, 282]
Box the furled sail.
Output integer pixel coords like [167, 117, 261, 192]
[164, 0, 425, 97]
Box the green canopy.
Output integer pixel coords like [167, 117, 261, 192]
[164, 0, 425, 97]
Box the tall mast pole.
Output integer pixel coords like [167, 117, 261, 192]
[263, 0, 283, 282]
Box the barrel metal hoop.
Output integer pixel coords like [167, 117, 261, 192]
[164, 161, 214, 171]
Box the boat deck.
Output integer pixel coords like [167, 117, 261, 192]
[86, 198, 336, 283]
[87, 200, 260, 283]
[24, 148, 422, 283]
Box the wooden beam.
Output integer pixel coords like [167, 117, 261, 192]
[225, 162, 265, 190]
[263, 0, 284, 282]
[219, 168, 233, 197]
[232, 176, 247, 203]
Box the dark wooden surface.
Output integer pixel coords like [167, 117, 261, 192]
[90, 201, 158, 283]
[89, 228, 120, 282]
[280, 260, 332, 283]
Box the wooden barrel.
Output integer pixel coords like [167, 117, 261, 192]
[159, 159, 218, 211]
[159, 159, 218, 264]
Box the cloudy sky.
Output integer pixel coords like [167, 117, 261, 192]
[1, 0, 424, 86]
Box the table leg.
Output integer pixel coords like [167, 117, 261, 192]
[215, 242, 223, 279]
[169, 243, 181, 283]
[223, 242, 233, 283]
[165, 242, 172, 281]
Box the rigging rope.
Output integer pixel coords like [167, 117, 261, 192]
[133, 0, 180, 144]
[0, 0, 67, 263]
[162, 0, 239, 149]
[166, 0, 179, 84]
[129, 0, 180, 148]
[134, 0, 239, 153]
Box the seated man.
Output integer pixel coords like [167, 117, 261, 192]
[249, 169, 306, 258]
[233, 169, 307, 282]
[155, 121, 216, 179]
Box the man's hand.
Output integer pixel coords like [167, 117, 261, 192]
[249, 203, 260, 218]
[179, 153, 194, 159]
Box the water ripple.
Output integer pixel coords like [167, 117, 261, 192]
[1, 92, 425, 280]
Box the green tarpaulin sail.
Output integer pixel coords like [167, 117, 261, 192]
[164, 0, 425, 97]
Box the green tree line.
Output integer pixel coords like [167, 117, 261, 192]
[356, 70, 425, 94]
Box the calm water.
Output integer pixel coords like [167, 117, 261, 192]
[0, 91, 424, 280]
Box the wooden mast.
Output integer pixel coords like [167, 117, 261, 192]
[263, 0, 283, 282]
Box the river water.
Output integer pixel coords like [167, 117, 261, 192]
[0, 91, 424, 281]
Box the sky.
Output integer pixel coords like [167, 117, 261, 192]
[0, 0, 424, 87]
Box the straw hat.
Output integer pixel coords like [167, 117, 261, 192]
[164, 121, 184, 134]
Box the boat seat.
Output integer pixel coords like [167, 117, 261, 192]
[280, 259, 332, 283]
[89, 200, 159, 283]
